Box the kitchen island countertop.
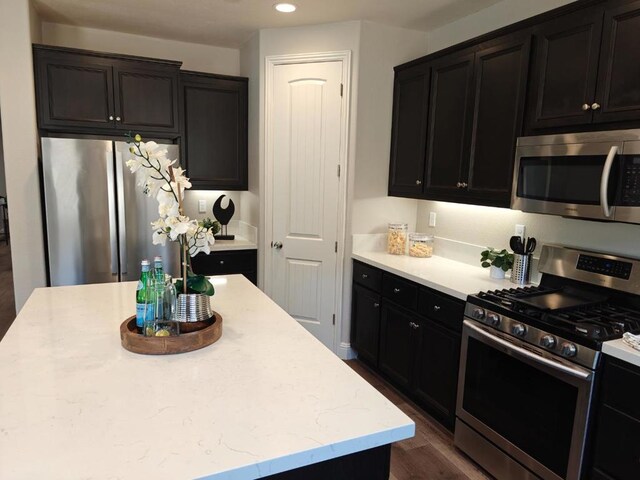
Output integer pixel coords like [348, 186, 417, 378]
[0, 275, 413, 479]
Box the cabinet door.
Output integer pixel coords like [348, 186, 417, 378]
[528, 7, 604, 129]
[34, 49, 115, 130]
[113, 64, 179, 133]
[593, 1, 640, 124]
[592, 405, 640, 480]
[351, 284, 381, 366]
[466, 35, 531, 207]
[413, 317, 460, 430]
[181, 73, 248, 189]
[388, 63, 430, 197]
[379, 303, 416, 390]
[423, 51, 475, 200]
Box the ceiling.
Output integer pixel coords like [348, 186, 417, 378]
[33, 0, 503, 48]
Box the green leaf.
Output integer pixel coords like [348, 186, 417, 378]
[481, 261, 491, 268]
[175, 274, 215, 296]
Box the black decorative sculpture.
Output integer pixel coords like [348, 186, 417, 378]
[212, 195, 235, 240]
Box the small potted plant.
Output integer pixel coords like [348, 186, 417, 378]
[480, 248, 514, 280]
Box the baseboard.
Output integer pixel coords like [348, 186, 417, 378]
[337, 342, 356, 360]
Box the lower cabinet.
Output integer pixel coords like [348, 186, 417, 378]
[351, 260, 463, 431]
[191, 249, 257, 285]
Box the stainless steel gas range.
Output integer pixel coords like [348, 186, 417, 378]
[455, 244, 640, 480]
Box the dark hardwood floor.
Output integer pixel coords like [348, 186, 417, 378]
[0, 242, 15, 341]
[346, 360, 490, 480]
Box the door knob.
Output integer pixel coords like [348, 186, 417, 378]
[272, 241, 283, 250]
[582, 103, 591, 111]
[592, 102, 601, 110]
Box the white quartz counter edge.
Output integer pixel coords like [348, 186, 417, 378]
[210, 236, 257, 251]
[352, 250, 514, 301]
[602, 339, 640, 368]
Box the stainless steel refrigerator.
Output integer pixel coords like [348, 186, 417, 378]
[41, 137, 180, 286]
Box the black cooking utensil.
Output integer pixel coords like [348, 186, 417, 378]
[525, 237, 537, 254]
[510, 235, 524, 254]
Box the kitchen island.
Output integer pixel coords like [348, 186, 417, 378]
[0, 275, 413, 479]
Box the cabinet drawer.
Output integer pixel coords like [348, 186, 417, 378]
[601, 357, 640, 421]
[353, 261, 382, 292]
[418, 289, 465, 332]
[382, 274, 418, 310]
[593, 405, 640, 480]
[191, 250, 257, 276]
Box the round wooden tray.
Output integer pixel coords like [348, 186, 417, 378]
[120, 312, 223, 355]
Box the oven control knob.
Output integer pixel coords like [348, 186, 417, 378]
[540, 335, 557, 349]
[472, 308, 486, 320]
[486, 313, 501, 327]
[560, 342, 578, 358]
[511, 324, 526, 337]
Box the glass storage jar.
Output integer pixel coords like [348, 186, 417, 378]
[387, 223, 408, 255]
[408, 233, 434, 258]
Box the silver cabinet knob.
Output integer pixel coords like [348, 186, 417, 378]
[582, 103, 591, 111]
[460, 182, 468, 188]
[108, 115, 114, 121]
[433, 305, 441, 312]
[219, 260, 224, 265]
[415, 180, 422, 185]
[272, 241, 283, 249]
[393, 288, 401, 293]
[456, 182, 462, 188]
[409, 322, 420, 330]
[361, 273, 368, 279]
[592, 102, 601, 110]
[373, 302, 380, 308]
[116, 116, 121, 121]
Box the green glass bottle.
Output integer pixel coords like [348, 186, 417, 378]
[153, 256, 164, 321]
[136, 259, 155, 334]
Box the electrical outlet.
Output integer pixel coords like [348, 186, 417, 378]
[198, 199, 206, 213]
[515, 224, 526, 238]
[428, 212, 437, 227]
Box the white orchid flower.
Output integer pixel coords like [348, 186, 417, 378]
[126, 157, 145, 173]
[150, 218, 166, 230]
[166, 216, 194, 241]
[156, 188, 179, 218]
[152, 230, 168, 246]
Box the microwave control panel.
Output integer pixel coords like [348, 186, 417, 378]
[621, 156, 640, 206]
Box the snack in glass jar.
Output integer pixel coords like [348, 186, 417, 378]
[408, 233, 434, 258]
[387, 223, 408, 255]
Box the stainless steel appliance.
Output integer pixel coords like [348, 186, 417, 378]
[511, 129, 640, 224]
[455, 244, 640, 480]
[41, 137, 180, 286]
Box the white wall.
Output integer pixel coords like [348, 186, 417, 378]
[426, 0, 577, 53]
[0, 0, 46, 310]
[41, 22, 240, 75]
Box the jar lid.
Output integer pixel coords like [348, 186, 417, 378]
[388, 223, 408, 229]
[409, 233, 433, 241]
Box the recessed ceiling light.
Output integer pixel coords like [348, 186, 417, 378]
[274, 3, 297, 13]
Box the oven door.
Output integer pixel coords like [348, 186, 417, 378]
[511, 141, 623, 221]
[456, 320, 594, 480]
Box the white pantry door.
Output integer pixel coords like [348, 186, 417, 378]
[270, 60, 344, 349]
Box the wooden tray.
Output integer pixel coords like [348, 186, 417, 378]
[120, 312, 222, 355]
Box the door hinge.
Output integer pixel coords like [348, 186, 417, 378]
[332, 314, 336, 325]
[335, 241, 338, 253]
[337, 164, 341, 177]
[340, 83, 344, 97]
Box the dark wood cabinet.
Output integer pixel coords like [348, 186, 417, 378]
[423, 50, 476, 199]
[33, 45, 181, 134]
[388, 64, 430, 197]
[191, 249, 257, 285]
[413, 316, 460, 429]
[594, 1, 640, 124]
[466, 35, 531, 206]
[351, 284, 381, 366]
[180, 71, 248, 190]
[379, 303, 416, 390]
[591, 356, 640, 480]
[529, 7, 604, 129]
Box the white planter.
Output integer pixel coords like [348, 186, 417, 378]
[490, 265, 506, 279]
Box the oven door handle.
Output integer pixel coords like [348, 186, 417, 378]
[600, 145, 619, 218]
[464, 320, 592, 381]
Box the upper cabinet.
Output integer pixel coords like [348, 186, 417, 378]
[180, 71, 248, 190]
[33, 45, 181, 135]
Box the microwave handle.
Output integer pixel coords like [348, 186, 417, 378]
[600, 145, 619, 218]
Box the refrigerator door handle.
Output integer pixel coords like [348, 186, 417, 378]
[106, 151, 118, 276]
[115, 150, 128, 276]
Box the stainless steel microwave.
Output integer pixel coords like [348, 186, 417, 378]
[511, 129, 640, 224]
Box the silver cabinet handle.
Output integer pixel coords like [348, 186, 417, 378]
[219, 260, 225, 265]
[116, 116, 121, 121]
[592, 102, 601, 110]
[582, 103, 591, 111]
[272, 241, 283, 249]
[415, 180, 422, 185]
[433, 305, 441, 312]
[393, 288, 401, 293]
[361, 273, 368, 279]
[373, 302, 380, 308]
[109, 115, 114, 121]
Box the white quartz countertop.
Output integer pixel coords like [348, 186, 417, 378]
[211, 236, 257, 251]
[352, 250, 515, 300]
[0, 275, 413, 480]
[603, 338, 640, 368]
